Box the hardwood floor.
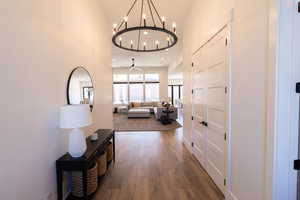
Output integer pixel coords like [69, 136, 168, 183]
[93, 128, 224, 200]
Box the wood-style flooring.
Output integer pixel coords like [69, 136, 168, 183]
[93, 128, 224, 200]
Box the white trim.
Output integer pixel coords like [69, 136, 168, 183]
[265, 0, 279, 199]
[227, 192, 239, 200]
[225, 19, 233, 200]
[267, 0, 299, 199]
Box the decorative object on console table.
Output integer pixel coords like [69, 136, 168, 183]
[60, 104, 92, 158]
[56, 129, 115, 200]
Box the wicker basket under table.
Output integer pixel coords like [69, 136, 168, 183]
[71, 163, 98, 198]
[97, 151, 107, 177]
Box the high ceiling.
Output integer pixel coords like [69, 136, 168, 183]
[99, 0, 194, 68]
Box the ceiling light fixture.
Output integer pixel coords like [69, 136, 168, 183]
[112, 0, 178, 52]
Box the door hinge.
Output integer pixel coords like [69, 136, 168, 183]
[191, 116, 194, 120]
[225, 38, 228, 46]
[296, 82, 300, 93]
[191, 142, 194, 147]
[192, 62, 194, 67]
[224, 179, 226, 186]
[298, 1, 300, 13]
[225, 86, 228, 94]
[192, 89, 194, 94]
[224, 133, 227, 141]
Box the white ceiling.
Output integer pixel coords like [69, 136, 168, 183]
[99, 0, 194, 68]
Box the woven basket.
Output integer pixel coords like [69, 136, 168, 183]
[107, 142, 113, 162]
[71, 163, 98, 197]
[97, 151, 107, 176]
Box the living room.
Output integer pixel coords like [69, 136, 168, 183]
[112, 65, 183, 131]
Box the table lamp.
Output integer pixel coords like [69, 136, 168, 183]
[60, 104, 92, 157]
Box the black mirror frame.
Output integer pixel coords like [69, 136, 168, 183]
[66, 66, 94, 112]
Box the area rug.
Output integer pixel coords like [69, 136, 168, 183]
[113, 114, 182, 131]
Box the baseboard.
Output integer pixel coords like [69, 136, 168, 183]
[226, 191, 238, 200]
[44, 191, 69, 200]
[183, 136, 193, 153]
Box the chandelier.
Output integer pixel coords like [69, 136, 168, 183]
[112, 0, 178, 52]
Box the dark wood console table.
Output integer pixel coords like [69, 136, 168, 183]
[56, 129, 115, 200]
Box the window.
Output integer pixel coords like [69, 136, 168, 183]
[173, 86, 180, 104]
[168, 86, 172, 98]
[113, 74, 128, 82]
[180, 86, 183, 100]
[129, 74, 143, 82]
[145, 74, 159, 82]
[168, 85, 183, 106]
[129, 83, 144, 102]
[113, 84, 128, 104]
[113, 74, 129, 104]
[145, 83, 159, 101]
[113, 73, 160, 103]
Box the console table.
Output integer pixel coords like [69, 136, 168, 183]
[56, 129, 115, 200]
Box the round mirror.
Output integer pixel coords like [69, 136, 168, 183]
[67, 67, 94, 111]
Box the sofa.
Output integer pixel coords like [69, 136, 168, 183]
[128, 101, 162, 113]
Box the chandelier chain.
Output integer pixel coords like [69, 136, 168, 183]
[118, 0, 138, 31]
[149, 0, 163, 26]
[147, 0, 156, 27]
[137, 0, 144, 50]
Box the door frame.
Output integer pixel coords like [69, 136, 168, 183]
[190, 16, 233, 198]
[266, 0, 300, 199]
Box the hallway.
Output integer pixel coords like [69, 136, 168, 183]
[93, 129, 224, 200]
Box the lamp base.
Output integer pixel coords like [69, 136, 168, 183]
[68, 128, 87, 158]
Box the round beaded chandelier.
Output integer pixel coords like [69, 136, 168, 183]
[112, 0, 178, 52]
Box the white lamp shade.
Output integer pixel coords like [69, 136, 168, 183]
[60, 104, 92, 129]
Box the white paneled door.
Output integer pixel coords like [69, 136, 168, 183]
[191, 27, 229, 194]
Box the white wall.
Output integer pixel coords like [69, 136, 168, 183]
[183, 0, 268, 200]
[0, 1, 112, 199]
[113, 67, 169, 101]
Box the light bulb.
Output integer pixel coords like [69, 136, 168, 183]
[113, 24, 117, 28]
[143, 42, 147, 46]
[156, 40, 159, 45]
[131, 40, 133, 44]
[119, 37, 122, 41]
[124, 16, 128, 22]
[173, 22, 176, 28]
[162, 16, 166, 22]
[167, 37, 170, 41]
[143, 14, 146, 19]
[113, 31, 116, 35]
